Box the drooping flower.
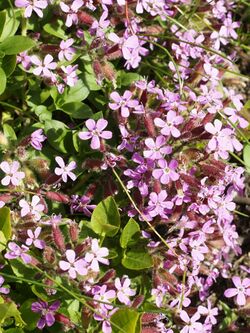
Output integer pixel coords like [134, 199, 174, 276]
[30, 129, 46, 150]
[78, 119, 112, 150]
[26, 227, 45, 249]
[15, 0, 48, 18]
[59, 249, 87, 279]
[224, 276, 250, 306]
[85, 238, 109, 272]
[115, 277, 136, 305]
[54, 157, 77, 183]
[0, 161, 25, 186]
[4, 242, 32, 264]
[19, 195, 44, 221]
[31, 300, 60, 330]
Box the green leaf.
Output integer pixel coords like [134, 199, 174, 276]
[120, 218, 140, 249]
[0, 207, 11, 241]
[43, 22, 67, 39]
[2, 55, 16, 77]
[60, 102, 93, 119]
[19, 299, 40, 331]
[243, 144, 250, 173]
[34, 105, 52, 122]
[117, 71, 142, 87]
[111, 309, 141, 333]
[0, 231, 6, 252]
[0, 302, 25, 327]
[0, 36, 36, 55]
[0, 67, 6, 95]
[90, 196, 120, 237]
[44, 120, 69, 153]
[5, 329, 25, 333]
[0, 9, 20, 42]
[3, 123, 17, 141]
[52, 80, 89, 107]
[122, 245, 153, 270]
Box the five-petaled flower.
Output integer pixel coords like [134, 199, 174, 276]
[60, 0, 83, 27]
[109, 91, 139, 118]
[26, 227, 45, 249]
[5, 242, 32, 264]
[152, 159, 179, 184]
[85, 238, 109, 272]
[19, 195, 45, 221]
[78, 119, 112, 150]
[54, 156, 77, 183]
[115, 277, 136, 305]
[31, 54, 57, 77]
[59, 249, 88, 279]
[0, 161, 25, 186]
[224, 276, 250, 306]
[15, 0, 48, 18]
[31, 300, 60, 330]
[180, 310, 203, 333]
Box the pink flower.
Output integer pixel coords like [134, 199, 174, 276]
[143, 136, 172, 160]
[19, 195, 44, 221]
[0, 161, 25, 186]
[58, 38, 75, 61]
[198, 300, 218, 325]
[60, 0, 83, 27]
[115, 277, 136, 305]
[17, 51, 31, 69]
[59, 249, 87, 279]
[15, 0, 48, 18]
[224, 276, 250, 306]
[78, 119, 112, 150]
[109, 91, 139, 118]
[85, 238, 109, 272]
[5, 242, 32, 264]
[154, 111, 183, 138]
[31, 54, 57, 77]
[0, 276, 10, 295]
[180, 310, 203, 333]
[148, 190, 174, 218]
[26, 227, 45, 249]
[31, 300, 60, 330]
[30, 129, 46, 150]
[54, 157, 77, 183]
[152, 159, 179, 184]
[61, 65, 78, 87]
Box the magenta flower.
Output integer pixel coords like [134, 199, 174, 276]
[58, 38, 75, 61]
[152, 159, 179, 184]
[31, 54, 57, 77]
[0, 161, 25, 186]
[180, 311, 202, 333]
[0, 276, 10, 295]
[148, 190, 174, 218]
[59, 249, 87, 279]
[154, 111, 183, 138]
[109, 91, 139, 118]
[115, 277, 136, 305]
[31, 300, 60, 330]
[224, 276, 250, 306]
[143, 136, 172, 160]
[85, 238, 109, 272]
[198, 300, 218, 325]
[55, 157, 77, 183]
[5, 242, 31, 264]
[15, 0, 48, 18]
[19, 195, 44, 221]
[60, 0, 83, 27]
[30, 129, 46, 150]
[78, 119, 112, 150]
[26, 227, 45, 249]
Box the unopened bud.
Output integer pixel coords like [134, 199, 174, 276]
[52, 225, 65, 253]
[69, 222, 79, 243]
[46, 191, 70, 204]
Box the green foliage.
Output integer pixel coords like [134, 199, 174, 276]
[122, 245, 153, 270]
[0, 36, 35, 55]
[0, 207, 11, 241]
[243, 144, 250, 173]
[120, 218, 140, 249]
[90, 196, 121, 237]
[111, 308, 141, 333]
[0, 302, 25, 328]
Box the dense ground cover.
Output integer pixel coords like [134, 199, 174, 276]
[0, 0, 249, 332]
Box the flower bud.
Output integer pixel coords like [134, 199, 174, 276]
[46, 191, 70, 204]
[52, 225, 65, 253]
[69, 221, 79, 243]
